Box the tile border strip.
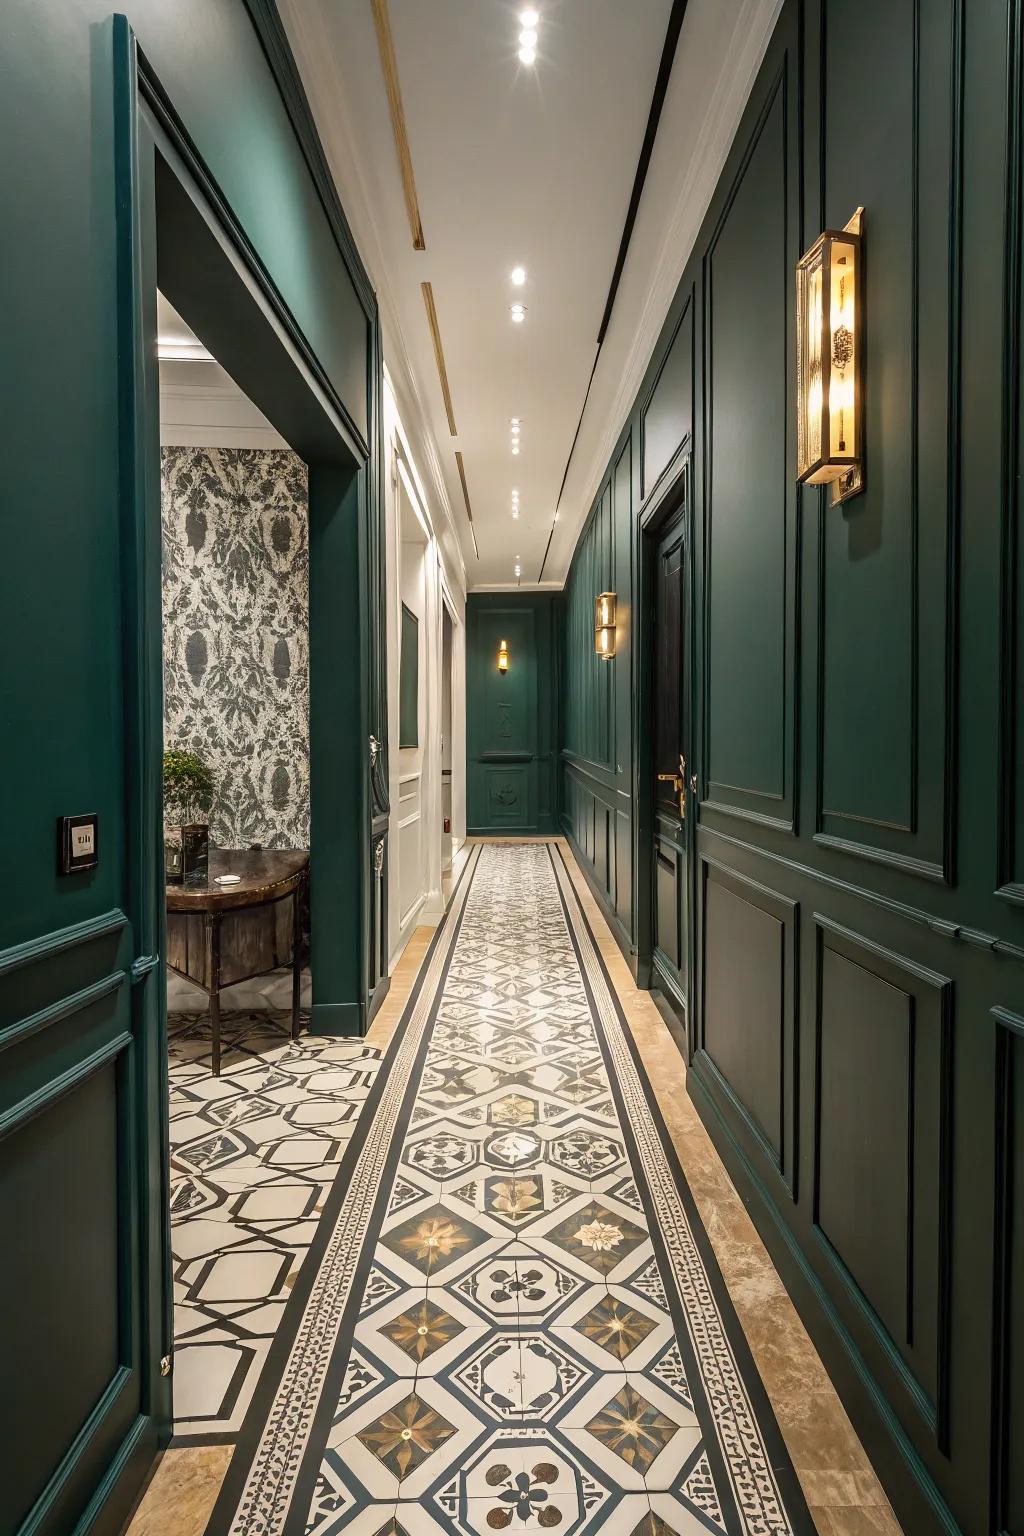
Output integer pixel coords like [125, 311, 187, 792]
[549, 843, 814, 1536]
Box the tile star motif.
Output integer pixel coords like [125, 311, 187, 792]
[381, 1204, 488, 1276]
[585, 1383, 679, 1472]
[488, 1093, 538, 1127]
[355, 1391, 456, 1479]
[629, 1515, 674, 1536]
[546, 1200, 648, 1275]
[380, 1297, 465, 1363]
[575, 1295, 658, 1362]
[485, 1175, 545, 1225]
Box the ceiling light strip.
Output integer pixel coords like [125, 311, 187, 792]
[421, 282, 458, 437]
[454, 450, 480, 560]
[371, 0, 426, 250]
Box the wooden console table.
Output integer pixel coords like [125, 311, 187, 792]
[166, 849, 308, 1075]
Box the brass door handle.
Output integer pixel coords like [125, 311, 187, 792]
[656, 772, 686, 818]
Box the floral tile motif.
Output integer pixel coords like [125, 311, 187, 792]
[542, 1199, 649, 1277]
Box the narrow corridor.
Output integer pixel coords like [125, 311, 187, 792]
[133, 844, 896, 1536]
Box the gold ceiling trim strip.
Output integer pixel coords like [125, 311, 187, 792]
[422, 281, 458, 437]
[371, 0, 426, 250]
[455, 450, 480, 560]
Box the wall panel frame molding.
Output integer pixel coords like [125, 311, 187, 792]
[813, 0, 963, 886]
[694, 854, 799, 1198]
[811, 916, 953, 1450]
[701, 56, 799, 836]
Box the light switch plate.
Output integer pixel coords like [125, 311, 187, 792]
[58, 813, 99, 874]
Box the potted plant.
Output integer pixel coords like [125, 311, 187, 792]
[163, 748, 215, 884]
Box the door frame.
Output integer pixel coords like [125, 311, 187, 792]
[112, 11, 383, 1466]
[633, 452, 696, 1046]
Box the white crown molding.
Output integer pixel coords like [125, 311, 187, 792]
[276, 0, 471, 599]
[469, 581, 564, 594]
[544, 0, 783, 585]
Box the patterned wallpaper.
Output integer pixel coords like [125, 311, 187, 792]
[162, 446, 310, 849]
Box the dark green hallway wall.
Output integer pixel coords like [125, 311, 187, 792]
[0, 5, 378, 1533]
[466, 594, 559, 835]
[558, 3, 1024, 1534]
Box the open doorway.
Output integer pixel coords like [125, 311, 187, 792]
[158, 293, 311, 1080]
[108, 46, 385, 1477]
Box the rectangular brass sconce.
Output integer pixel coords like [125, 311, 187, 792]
[594, 592, 617, 660]
[497, 638, 509, 673]
[796, 207, 864, 506]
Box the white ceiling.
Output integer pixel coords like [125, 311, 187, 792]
[156, 293, 288, 449]
[280, 0, 781, 589]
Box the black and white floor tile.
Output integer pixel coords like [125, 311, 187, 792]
[202, 845, 816, 1536]
[168, 1015, 380, 1440]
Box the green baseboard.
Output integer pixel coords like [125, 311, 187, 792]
[560, 825, 636, 975]
[308, 1000, 363, 1036]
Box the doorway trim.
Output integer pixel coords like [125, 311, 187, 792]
[633, 450, 695, 1045]
[113, 12, 385, 1463]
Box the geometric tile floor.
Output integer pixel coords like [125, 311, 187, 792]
[202, 844, 815, 1535]
[168, 1015, 380, 1440]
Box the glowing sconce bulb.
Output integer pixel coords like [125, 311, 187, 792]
[594, 592, 617, 659]
[497, 638, 509, 673]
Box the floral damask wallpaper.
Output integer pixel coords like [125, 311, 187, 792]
[161, 446, 310, 849]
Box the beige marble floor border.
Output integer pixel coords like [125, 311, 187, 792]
[127, 837, 901, 1536]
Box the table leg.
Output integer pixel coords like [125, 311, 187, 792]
[291, 880, 303, 1042]
[207, 912, 222, 1076]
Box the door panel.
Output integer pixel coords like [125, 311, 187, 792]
[651, 502, 690, 1004]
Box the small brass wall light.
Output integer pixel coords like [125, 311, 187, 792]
[497, 638, 509, 673]
[796, 207, 864, 506]
[594, 592, 617, 660]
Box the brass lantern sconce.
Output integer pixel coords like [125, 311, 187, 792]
[796, 207, 864, 506]
[594, 592, 617, 660]
[497, 638, 509, 673]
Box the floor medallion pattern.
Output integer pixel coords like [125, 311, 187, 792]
[206, 845, 815, 1536]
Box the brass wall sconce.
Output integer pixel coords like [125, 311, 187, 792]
[497, 638, 509, 673]
[796, 207, 864, 505]
[594, 592, 617, 659]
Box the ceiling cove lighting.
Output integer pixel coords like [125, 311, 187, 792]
[594, 592, 617, 659]
[796, 207, 865, 506]
[510, 266, 526, 287]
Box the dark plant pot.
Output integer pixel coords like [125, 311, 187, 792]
[182, 823, 210, 885]
[165, 827, 184, 884]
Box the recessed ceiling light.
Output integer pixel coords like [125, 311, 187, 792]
[521, 8, 539, 25]
[510, 417, 521, 426]
[512, 510, 519, 519]
[510, 303, 526, 323]
[519, 28, 538, 47]
[512, 446, 520, 455]
[518, 44, 536, 64]
[510, 267, 526, 287]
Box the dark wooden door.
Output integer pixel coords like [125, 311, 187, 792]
[651, 507, 689, 1007]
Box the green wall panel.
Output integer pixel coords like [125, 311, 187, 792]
[705, 77, 791, 816]
[466, 595, 559, 835]
[556, 0, 1022, 1531]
